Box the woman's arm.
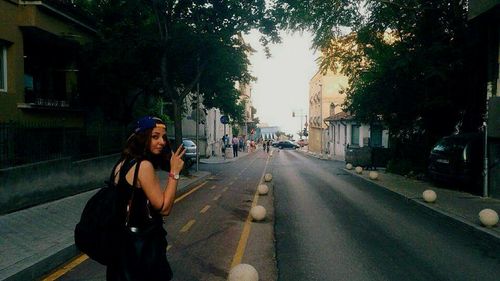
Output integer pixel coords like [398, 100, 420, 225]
[139, 146, 185, 216]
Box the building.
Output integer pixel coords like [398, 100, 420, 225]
[308, 69, 348, 154]
[324, 112, 389, 161]
[0, 0, 96, 126]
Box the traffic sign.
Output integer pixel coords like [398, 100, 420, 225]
[220, 115, 229, 124]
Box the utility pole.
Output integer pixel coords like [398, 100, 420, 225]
[319, 82, 323, 157]
[195, 56, 200, 172]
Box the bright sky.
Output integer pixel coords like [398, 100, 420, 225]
[244, 30, 319, 138]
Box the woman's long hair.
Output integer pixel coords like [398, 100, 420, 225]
[121, 127, 172, 171]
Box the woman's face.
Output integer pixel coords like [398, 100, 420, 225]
[149, 126, 167, 155]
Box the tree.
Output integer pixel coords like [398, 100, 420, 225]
[272, 0, 480, 171]
[147, 0, 279, 147]
[75, 0, 279, 148]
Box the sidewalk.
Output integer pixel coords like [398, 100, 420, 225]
[298, 148, 500, 240]
[0, 170, 211, 281]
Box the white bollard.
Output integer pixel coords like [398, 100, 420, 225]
[228, 263, 259, 281]
[264, 173, 273, 182]
[355, 166, 363, 174]
[369, 171, 379, 180]
[479, 209, 499, 227]
[250, 205, 266, 221]
[346, 163, 353, 170]
[422, 189, 437, 203]
[257, 184, 269, 195]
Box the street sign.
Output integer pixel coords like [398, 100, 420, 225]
[220, 115, 229, 124]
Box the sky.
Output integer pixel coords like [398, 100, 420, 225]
[244, 30, 319, 138]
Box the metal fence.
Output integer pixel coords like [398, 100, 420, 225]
[0, 121, 127, 169]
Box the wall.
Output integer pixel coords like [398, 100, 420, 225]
[0, 154, 119, 214]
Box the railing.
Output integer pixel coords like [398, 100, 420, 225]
[0, 121, 126, 169]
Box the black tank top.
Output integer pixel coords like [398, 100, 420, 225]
[116, 159, 162, 229]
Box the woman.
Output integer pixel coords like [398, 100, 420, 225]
[107, 116, 185, 281]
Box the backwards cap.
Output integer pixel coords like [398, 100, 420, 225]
[134, 116, 166, 133]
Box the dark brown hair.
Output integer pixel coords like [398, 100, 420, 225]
[121, 126, 172, 171]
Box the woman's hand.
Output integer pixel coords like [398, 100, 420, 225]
[170, 145, 186, 174]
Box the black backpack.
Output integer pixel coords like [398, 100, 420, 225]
[74, 159, 140, 265]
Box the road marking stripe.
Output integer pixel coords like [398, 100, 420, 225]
[213, 194, 221, 201]
[222, 187, 229, 192]
[167, 245, 172, 251]
[180, 219, 196, 233]
[230, 156, 270, 268]
[228, 181, 234, 185]
[175, 181, 207, 203]
[210, 185, 216, 190]
[41, 254, 88, 281]
[200, 205, 211, 213]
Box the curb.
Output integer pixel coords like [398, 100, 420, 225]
[344, 168, 500, 242]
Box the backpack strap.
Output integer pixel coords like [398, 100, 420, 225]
[125, 160, 142, 226]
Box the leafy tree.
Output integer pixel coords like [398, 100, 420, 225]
[75, 0, 279, 148]
[272, 0, 481, 171]
[147, 0, 279, 147]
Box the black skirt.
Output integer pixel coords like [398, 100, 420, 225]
[106, 224, 173, 281]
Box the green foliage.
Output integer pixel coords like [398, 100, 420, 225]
[274, 0, 484, 172]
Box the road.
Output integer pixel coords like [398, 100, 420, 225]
[53, 151, 275, 281]
[46, 147, 500, 281]
[271, 149, 500, 281]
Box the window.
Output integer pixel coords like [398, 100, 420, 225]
[0, 45, 6, 92]
[351, 124, 360, 146]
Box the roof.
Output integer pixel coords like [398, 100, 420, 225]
[324, 111, 354, 122]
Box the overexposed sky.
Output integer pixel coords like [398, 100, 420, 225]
[244, 30, 319, 137]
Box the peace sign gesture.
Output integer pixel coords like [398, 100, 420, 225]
[170, 144, 186, 174]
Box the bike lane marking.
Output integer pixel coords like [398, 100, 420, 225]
[230, 153, 271, 268]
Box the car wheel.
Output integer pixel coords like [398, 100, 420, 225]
[279, 146, 283, 149]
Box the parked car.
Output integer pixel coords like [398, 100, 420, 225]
[182, 138, 198, 167]
[277, 140, 300, 149]
[427, 133, 483, 194]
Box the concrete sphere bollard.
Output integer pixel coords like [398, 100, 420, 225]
[346, 163, 353, 170]
[257, 184, 269, 195]
[355, 166, 363, 174]
[228, 263, 259, 281]
[479, 209, 499, 227]
[250, 205, 266, 221]
[368, 171, 379, 180]
[422, 189, 437, 203]
[264, 173, 273, 182]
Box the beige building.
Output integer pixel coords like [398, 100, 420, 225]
[308, 69, 348, 154]
[0, 0, 95, 125]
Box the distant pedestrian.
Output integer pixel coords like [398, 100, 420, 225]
[232, 135, 239, 157]
[266, 139, 271, 153]
[263, 140, 266, 151]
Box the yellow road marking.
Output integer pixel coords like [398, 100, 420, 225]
[41, 254, 88, 281]
[210, 185, 216, 190]
[167, 245, 172, 251]
[200, 205, 211, 213]
[213, 194, 221, 201]
[222, 187, 229, 192]
[180, 219, 196, 233]
[175, 181, 207, 203]
[230, 155, 271, 268]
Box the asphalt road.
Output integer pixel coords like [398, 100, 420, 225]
[54, 151, 275, 281]
[272, 149, 500, 281]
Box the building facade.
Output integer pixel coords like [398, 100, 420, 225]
[0, 0, 95, 126]
[308, 69, 348, 154]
